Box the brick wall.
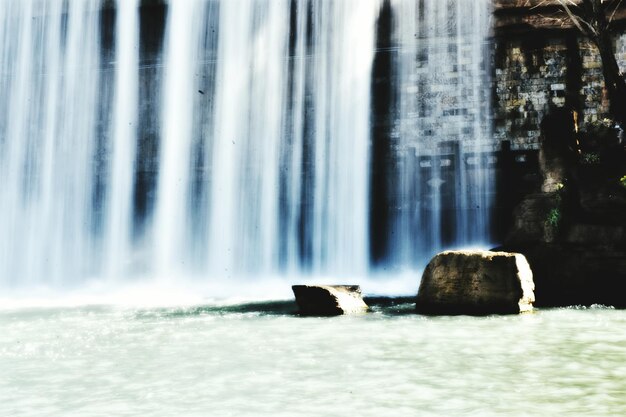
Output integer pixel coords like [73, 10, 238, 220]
[493, 30, 626, 150]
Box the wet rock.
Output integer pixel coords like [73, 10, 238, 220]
[506, 192, 560, 243]
[416, 250, 535, 315]
[501, 167, 626, 307]
[292, 285, 369, 316]
[498, 242, 626, 308]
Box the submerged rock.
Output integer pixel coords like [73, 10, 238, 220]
[416, 250, 535, 315]
[292, 285, 369, 316]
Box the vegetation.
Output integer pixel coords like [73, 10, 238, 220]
[579, 118, 622, 163]
[581, 152, 601, 164]
[546, 182, 566, 232]
[547, 207, 562, 227]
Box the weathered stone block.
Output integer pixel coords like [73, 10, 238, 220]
[292, 285, 369, 316]
[416, 250, 535, 315]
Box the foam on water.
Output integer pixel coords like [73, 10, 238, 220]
[0, 271, 421, 310]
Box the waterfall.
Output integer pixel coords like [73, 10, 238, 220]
[152, 0, 201, 276]
[151, 0, 380, 280]
[0, 0, 102, 287]
[203, 0, 290, 277]
[0, 0, 494, 292]
[105, 0, 139, 279]
[389, 0, 494, 269]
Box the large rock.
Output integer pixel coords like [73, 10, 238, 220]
[292, 285, 369, 316]
[416, 251, 535, 315]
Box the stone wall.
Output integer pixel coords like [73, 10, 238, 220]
[493, 2, 626, 150]
[494, 38, 569, 148]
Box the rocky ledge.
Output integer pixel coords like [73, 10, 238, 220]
[499, 111, 626, 307]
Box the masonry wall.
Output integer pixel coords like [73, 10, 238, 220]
[493, 30, 626, 150]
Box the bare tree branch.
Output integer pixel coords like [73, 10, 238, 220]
[556, 0, 599, 37]
[548, 0, 626, 123]
[609, 0, 624, 23]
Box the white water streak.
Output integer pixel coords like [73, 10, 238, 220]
[0, 0, 101, 287]
[105, 0, 139, 278]
[153, 0, 201, 275]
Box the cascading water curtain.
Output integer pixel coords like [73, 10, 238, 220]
[0, 0, 494, 290]
[390, 0, 494, 269]
[104, 0, 140, 280]
[0, 0, 381, 289]
[0, 0, 102, 287]
[151, 0, 381, 281]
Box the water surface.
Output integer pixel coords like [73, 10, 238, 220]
[1, 303, 625, 416]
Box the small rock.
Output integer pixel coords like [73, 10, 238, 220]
[416, 250, 535, 315]
[292, 285, 369, 316]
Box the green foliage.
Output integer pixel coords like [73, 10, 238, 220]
[621, 175, 626, 189]
[546, 182, 566, 234]
[547, 207, 562, 228]
[581, 152, 600, 165]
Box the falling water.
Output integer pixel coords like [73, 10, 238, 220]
[390, 0, 494, 268]
[0, 0, 101, 287]
[152, 0, 380, 279]
[152, 0, 201, 276]
[105, 0, 139, 279]
[203, 0, 290, 277]
[0, 0, 494, 292]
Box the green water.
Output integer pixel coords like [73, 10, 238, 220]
[1, 303, 625, 416]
